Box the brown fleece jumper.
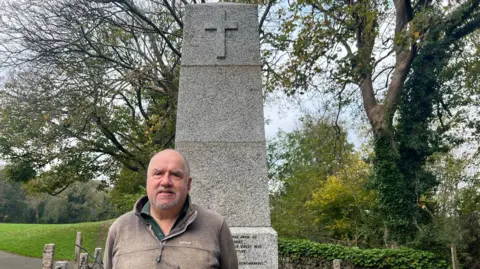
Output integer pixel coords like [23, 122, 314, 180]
[103, 196, 238, 269]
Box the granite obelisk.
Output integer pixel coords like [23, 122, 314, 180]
[175, 3, 278, 269]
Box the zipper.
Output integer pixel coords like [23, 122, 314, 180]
[157, 212, 196, 265]
[135, 207, 197, 265]
[157, 241, 166, 263]
[142, 222, 165, 263]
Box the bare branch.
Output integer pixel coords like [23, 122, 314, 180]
[373, 65, 395, 82]
[162, 0, 183, 29]
[259, 0, 275, 32]
[112, 0, 182, 57]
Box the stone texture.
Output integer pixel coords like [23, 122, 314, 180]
[54, 261, 69, 269]
[333, 259, 342, 269]
[79, 253, 88, 269]
[176, 142, 270, 227]
[74, 232, 82, 269]
[176, 66, 264, 143]
[230, 227, 278, 269]
[93, 248, 102, 269]
[278, 258, 368, 269]
[42, 244, 55, 269]
[182, 4, 260, 66]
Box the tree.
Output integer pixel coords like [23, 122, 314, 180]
[38, 180, 115, 223]
[265, 0, 480, 243]
[306, 154, 380, 247]
[268, 115, 359, 242]
[2, 160, 36, 183]
[108, 167, 147, 214]
[421, 153, 480, 268]
[0, 179, 32, 223]
[0, 0, 184, 194]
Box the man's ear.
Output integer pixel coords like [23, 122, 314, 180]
[187, 177, 192, 191]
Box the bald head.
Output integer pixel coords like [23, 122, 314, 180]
[148, 149, 190, 180]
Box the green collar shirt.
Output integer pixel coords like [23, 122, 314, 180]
[140, 196, 190, 241]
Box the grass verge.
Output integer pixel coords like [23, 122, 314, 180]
[0, 220, 113, 260]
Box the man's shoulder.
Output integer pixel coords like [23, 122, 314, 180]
[108, 211, 140, 232]
[191, 204, 226, 226]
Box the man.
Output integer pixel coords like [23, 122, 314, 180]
[104, 149, 238, 269]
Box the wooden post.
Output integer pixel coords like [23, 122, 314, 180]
[79, 253, 89, 269]
[74, 232, 82, 269]
[54, 261, 68, 269]
[333, 259, 342, 269]
[93, 248, 103, 269]
[42, 244, 55, 269]
[451, 244, 459, 269]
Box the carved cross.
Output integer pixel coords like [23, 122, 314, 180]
[204, 10, 238, 58]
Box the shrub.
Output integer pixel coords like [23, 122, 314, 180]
[279, 238, 449, 269]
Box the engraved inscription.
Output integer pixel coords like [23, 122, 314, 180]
[204, 10, 238, 59]
[232, 234, 266, 266]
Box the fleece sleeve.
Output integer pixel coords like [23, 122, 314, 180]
[219, 219, 238, 269]
[103, 225, 117, 269]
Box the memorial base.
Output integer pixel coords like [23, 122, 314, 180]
[230, 227, 278, 269]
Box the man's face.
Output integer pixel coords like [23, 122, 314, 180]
[146, 150, 191, 212]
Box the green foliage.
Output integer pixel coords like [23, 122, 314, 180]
[370, 28, 469, 242]
[306, 154, 380, 246]
[0, 180, 32, 223]
[269, 115, 383, 247]
[371, 134, 415, 244]
[395, 22, 452, 225]
[0, 177, 115, 224]
[265, 0, 480, 246]
[388, 6, 480, 245]
[2, 160, 36, 183]
[0, 0, 179, 195]
[412, 153, 480, 268]
[279, 238, 450, 269]
[36, 181, 116, 224]
[109, 167, 147, 215]
[269, 116, 355, 242]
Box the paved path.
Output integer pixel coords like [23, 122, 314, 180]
[0, 251, 73, 269]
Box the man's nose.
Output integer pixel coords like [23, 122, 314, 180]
[159, 173, 173, 186]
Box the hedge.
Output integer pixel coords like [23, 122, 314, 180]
[278, 238, 450, 269]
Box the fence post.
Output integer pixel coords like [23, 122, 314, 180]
[74, 232, 82, 269]
[93, 248, 103, 269]
[54, 261, 68, 269]
[333, 259, 342, 269]
[79, 253, 89, 269]
[451, 244, 459, 269]
[42, 244, 55, 269]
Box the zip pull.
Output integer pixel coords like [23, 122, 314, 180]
[157, 240, 165, 263]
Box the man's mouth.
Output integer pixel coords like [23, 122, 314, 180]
[156, 190, 176, 198]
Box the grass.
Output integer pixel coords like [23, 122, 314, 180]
[0, 220, 113, 260]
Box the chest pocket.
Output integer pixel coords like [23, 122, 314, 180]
[161, 245, 219, 269]
[158, 260, 180, 269]
[113, 248, 159, 269]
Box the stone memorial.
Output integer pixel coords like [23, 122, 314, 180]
[175, 3, 278, 269]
